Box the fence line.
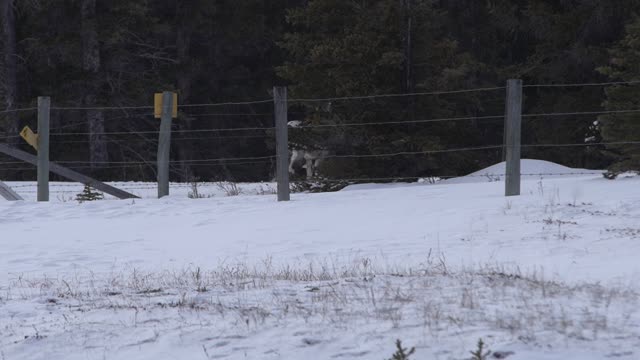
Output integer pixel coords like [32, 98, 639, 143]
[5, 171, 606, 194]
[1, 139, 633, 177]
[1, 140, 638, 167]
[4, 107, 636, 139]
[3, 79, 640, 115]
[3, 78, 640, 202]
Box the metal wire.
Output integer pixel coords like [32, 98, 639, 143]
[323, 145, 503, 159]
[293, 171, 604, 183]
[523, 109, 640, 118]
[46, 155, 276, 165]
[47, 126, 276, 136]
[44, 133, 271, 144]
[524, 80, 640, 88]
[289, 87, 507, 103]
[522, 141, 640, 148]
[296, 114, 504, 129]
[0, 107, 37, 114]
[177, 99, 274, 108]
[1, 107, 635, 140]
[0, 159, 275, 172]
[1, 141, 638, 168]
[182, 112, 275, 117]
[51, 105, 154, 111]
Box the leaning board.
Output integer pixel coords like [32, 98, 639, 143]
[0, 181, 23, 201]
[0, 143, 139, 200]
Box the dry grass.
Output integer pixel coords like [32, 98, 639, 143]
[5, 257, 638, 347]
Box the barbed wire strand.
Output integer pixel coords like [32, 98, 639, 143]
[523, 80, 640, 88]
[177, 99, 274, 108]
[292, 172, 605, 184]
[43, 155, 276, 165]
[523, 109, 640, 118]
[4, 79, 640, 115]
[296, 114, 505, 129]
[289, 87, 507, 103]
[44, 134, 271, 144]
[44, 126, 276, 137]
[51, 105, 154, 111]
[0, 107, 37, 114]
[2, 107, 638, 140]
[2, 140, 638, 167]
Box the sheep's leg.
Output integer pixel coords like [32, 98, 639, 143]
[305, 157, 314, 179]
[313, 158, 323, 177]
[289, 150, 301, 174]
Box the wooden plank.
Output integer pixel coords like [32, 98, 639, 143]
[0, 181, 23, 201]
[505, 79, 523, 197]
[37, 96, 50, 201]
[157, 91, 173, 198]
[274, 86, 290, 202]
[0, 143, 139, 199]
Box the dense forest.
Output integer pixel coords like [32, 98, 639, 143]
[1, 0, 639, 183]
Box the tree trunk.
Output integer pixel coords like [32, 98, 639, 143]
[1, 0, 19, 146]
[81, 0, 108, 170]
[402, 0, 415, 123]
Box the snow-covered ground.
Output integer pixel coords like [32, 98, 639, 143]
[1, 160, 639, 360]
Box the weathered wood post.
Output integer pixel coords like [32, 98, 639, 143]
[505, 79, 522, 197]
[274, 86, 290, 202]
[37, 96, 50, 202]
[157, 91, 173, 198]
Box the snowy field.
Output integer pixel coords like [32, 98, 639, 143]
[1, 160, 639, 360]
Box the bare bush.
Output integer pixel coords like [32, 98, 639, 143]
[216, 181, 242, 196]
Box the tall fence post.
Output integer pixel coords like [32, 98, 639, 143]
[157, 91, 173, 198]
[37, 96, 50, 202]
[274, 86, 290, 202]
[505, 79, 523, 197]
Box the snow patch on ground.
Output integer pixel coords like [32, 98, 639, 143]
[1, 159, 639, 359]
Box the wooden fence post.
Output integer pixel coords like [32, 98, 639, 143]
[274, 87, 290, 202]
[157, 91, 173, 198]
[505, 79, 522, 197]
[37, 96, 50, 202]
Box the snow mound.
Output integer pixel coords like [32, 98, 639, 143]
[443, 159, 603, 184]
[342, 159, 602, 190]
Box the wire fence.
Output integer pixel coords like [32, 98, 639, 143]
[1, 79, 639, 198]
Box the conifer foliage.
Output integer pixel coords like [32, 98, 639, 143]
[2, 0, 640, 181]
[76, 185, 104, 203]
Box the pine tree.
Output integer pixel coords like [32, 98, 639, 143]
[76, 185, 104, 203]
[598, 17, 640, 172]
[278, 0, 490, 180]
[386, 339, 415, 360]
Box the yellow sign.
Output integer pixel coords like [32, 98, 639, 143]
[154, 92, 178, 119]
[20, 126, 39, 151]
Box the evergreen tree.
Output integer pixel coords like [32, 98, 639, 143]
[598, 17, 640, 172]
[76, 184, 104, 202]
[2, 0, 640, 182]
[278, 0, 492, 179]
